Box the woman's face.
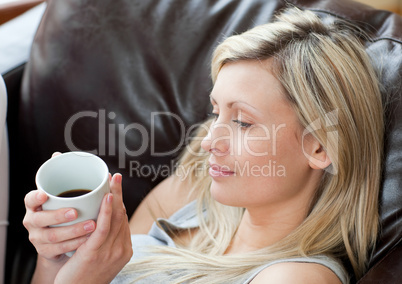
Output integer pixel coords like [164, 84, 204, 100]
[201, 59, 318, 210]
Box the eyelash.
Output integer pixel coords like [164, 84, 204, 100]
[208, 112, 219, 119]
[207, 113, 252, 129]
[233, 120, 252, 128]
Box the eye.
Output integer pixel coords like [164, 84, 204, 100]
[232, 120, 252, 129]
[208, 112, 219, 120]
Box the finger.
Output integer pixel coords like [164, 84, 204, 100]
[24, 190, 48, 211]
[37, 234, 90, 258]
[107, 174, 126, 240]
[110, 173, 123, 199]
[52, 152, 62, 158]
[29, 208, 79, 228]
[86, 193, 113, 250]
[110, 173, 125, 211]
[40, 220, 96, 244]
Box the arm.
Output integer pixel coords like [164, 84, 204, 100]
[31, 256, 67, 284]
[129, 174, 197, 234]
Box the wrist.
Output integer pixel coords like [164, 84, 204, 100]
[31, 255, 68, 284]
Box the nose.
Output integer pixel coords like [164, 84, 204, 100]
[201, 120, 231, 156]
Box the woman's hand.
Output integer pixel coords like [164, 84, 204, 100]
[23, 189, 96, 262]
[24, 151, 132, 283]
[54, 173, 133, 284]
[23, 151, 98, 262]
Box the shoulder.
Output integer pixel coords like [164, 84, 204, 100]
[129, 174, 197, 234]
[141, 173, 195, 214]
[250, 261, 343, 284]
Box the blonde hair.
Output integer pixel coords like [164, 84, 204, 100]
[124, 7, 383, 282]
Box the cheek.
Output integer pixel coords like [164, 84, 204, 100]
[275, 128, 306, 164]
[234, 126, 305, 179]
[238, 123, 292, 158]
[233, 128, 273, 158]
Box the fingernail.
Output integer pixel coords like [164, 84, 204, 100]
[84, 221, 95, 232]
[36, 191, 46, 201]
[107, 193, 113, 203]
[113, 173, 122, 184]
[65, 209, 76, 220]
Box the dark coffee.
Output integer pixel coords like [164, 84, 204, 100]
[57, 189, 92, 198]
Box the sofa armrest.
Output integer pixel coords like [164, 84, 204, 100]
[0, 2, 46, 75]
[0, 0, 44, 24]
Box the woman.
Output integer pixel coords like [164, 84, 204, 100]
[23, 7, 383, 284]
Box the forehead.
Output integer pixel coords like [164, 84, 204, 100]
[211, 59, 287, 108]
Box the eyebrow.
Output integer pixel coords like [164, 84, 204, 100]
[209, 95, 264, 118]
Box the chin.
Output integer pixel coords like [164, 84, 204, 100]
[209, 182, 242, 207]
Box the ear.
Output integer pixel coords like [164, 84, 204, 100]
[308, 144, 332, 170]
[302, 134, 332, 170]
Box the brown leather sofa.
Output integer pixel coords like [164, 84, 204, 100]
[3, 0, 402, 283]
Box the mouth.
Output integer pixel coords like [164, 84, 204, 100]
[208, 163, 235, 178]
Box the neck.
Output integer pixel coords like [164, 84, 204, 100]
[225, 201, 309, 254]
[224, 169, 323, 255]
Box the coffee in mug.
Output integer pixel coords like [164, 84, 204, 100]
[57, 189, 92, 198]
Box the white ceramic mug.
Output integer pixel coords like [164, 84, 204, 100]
[35, 151, 110, 256]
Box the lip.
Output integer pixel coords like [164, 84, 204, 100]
[208, 163, 235, 178]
